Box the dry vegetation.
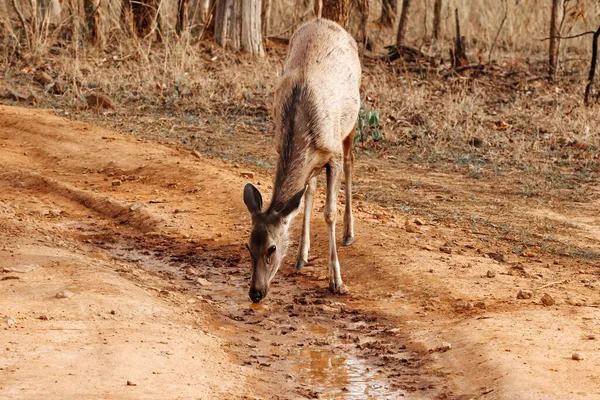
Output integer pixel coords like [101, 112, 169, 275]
[1, 0, 600, 201]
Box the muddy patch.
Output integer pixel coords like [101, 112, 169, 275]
[82, 231, 452, 399]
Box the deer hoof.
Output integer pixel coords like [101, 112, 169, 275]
[295, 260, 306, 270]
[329, 281, 342, 293]
[343, 236, 354, 246]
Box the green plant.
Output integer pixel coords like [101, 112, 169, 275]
[354, 102, 382, 147]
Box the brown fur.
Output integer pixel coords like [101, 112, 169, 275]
[243, 18, 361, 302]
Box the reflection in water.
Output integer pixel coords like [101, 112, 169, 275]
[291, 346, 398, 399]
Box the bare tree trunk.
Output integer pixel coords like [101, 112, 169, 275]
[83, 0, 103, 45]
[176, 0, 190, 35]
[261, 0, 271, 37]
[549, 0, 561, 77]
[395, 0, 412, 49]
[123, 0, 159, 38]
[584, 26, 600, 106]
[215, 0, 264, 56]
[378, 0, 396, 28]
[356, 0, 369, 50]
[321, 0, 350, 28]
[433, 0, 442, 40]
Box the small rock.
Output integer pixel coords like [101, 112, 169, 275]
[439, 246, 452, 254]
[185, 267, 197, 275]
[3, 316, 15, 326]
[187, 298, 196, 304]
[405, 223, 420, 233]
[52, 80, 66, 95]
[486, 270, 496, 278]
[126, 380, 137, 386]
[191, 150, 202, 159]
[34, 70, 53, 85]
[390, 183, 398, 190]
[572, 352, 584, 361]
[112, 180, 122, 187]
[487, 252, 507, 263]
[196, 278, 211, 286]
[516, 289, 533, 300]
[240, 171, 255, 179]
[414, 218, 424, 226]
[56, 290, 74, 299]
[86, 92, 115, 110]
[438, 342, 452, 352]
[541, 293, 555, 306]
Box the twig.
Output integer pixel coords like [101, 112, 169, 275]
[442, 63, 483, 78]
[266, 9, 312, 38]
[537, 280, 568, 289]
[488, 0, 508, 65]
[539, 31, 596, 41]
[584, 27, 600, 106]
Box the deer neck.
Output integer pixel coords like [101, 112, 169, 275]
[268, 85, 314, 214]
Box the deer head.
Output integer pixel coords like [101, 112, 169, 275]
[243, 183, 305, 303]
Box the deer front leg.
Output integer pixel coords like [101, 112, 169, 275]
[296, 176, 317, 270]
[324, 159, 343, 292]
[342, 134, 354, 246]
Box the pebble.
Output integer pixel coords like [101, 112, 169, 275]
[439, 246, 452, 254]
[196, 278, 211, 287]
[3, 316, 15, 326]
[588, 334, 596, 340]
[191, 150, 202, 159]
[486, 270, 496, 278]
[126, 380, 137, 386]
[240, 171, 254, 179]
[516, 289, 533, 300]
[541, 293, 555, 306]
[112, 180, 122, 187]
[439, 342, 452, 352]
[185, 267, 197, 275]
[56, 290, 74, 299]
[572, 352, 584, 361]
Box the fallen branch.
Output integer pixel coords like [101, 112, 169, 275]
[537, 280, 568, 290]
[384, 44, 435, 64]
[442, 63, 483, 78]
[539, 31, 596, 41]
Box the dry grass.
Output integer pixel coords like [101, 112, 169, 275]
[1, 0, 600, 205]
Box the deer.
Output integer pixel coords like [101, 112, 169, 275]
[242, 18, 361, 303]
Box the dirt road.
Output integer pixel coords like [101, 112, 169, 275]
[1, 105, 599, 399]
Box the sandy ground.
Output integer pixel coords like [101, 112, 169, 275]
[1, 105, 600, 399]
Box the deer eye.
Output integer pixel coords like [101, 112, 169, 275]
[267, 245, 276, 257]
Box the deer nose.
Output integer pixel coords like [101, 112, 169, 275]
[249, 288, 263, 303]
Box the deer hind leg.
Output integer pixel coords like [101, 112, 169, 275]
[324, 159, 343, 292]
[295, 176, 317, 270]
[342, 134, 354, 246]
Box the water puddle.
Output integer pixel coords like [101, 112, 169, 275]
[290, 346, 398, 399]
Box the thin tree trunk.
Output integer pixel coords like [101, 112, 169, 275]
[83, 0, 102, 45]
[356, 0, 369, 50]
[378, 0, 396, 28]
[176, 0, 189, 36]
[584, 27, 600, 106]
[433, 0, 442, 40]
[549, 0, 561, 77]
[395, 0, 412, 49]
[215, 0, 264, 56]
[321, 0, 350, 28]
[261, 0, 271, 37]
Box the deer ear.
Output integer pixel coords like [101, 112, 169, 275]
[243, 183, 263, 215]
[280, 186, 306, 218]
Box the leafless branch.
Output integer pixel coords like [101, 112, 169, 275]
[539, 31, 596, 41]
[488, 0, 508, 65]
